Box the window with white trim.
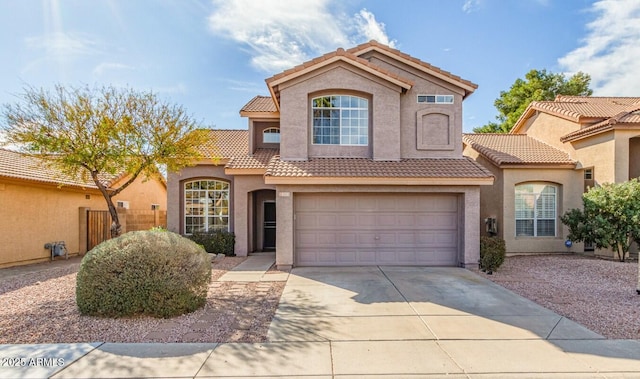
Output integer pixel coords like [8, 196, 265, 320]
[417, 94, 454, 104]
[263, 127, 280, 143]
[184, 179, 229, 234]
[515, 183, 557, 237]
[312, 95, 368, 145]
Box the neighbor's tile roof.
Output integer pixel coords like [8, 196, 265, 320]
[0, 148, 119, 188]
[529, 97, 640, 121]
[265, 156, 493, 179]
[196, 129, 249, 159]
[347, 40, 478, 92]
[240, 96, 277, 113]
[226, 148, 278, 170]
[463, 134, 575, 166]
[561, 106, 640, 142]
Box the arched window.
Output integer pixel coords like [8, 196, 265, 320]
[515, 183, 557, 237]
[184, 179, 229, 234]
[263, 127, 280, 143]
[312, 95, 368, 145]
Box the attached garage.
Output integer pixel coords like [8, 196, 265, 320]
[295, 193, 460, 266]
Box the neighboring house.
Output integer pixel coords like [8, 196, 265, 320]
[0, 148, 167, 268]
[167, 41, 494, 269]
[463, 96, 640, 256]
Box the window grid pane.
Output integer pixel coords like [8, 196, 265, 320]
[312, 95, 368, 146]
[184, 180, 230, 234]
[515, 184, 557, 237]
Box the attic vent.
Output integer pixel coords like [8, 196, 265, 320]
[116, 200, 130, 209]
[417, 95, 454, 104]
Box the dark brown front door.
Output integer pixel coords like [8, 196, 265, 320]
[263, 201, 276, 250]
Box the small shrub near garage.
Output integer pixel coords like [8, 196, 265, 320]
[187, 229, 235, 256]
[479, 236, 506, 274]
[76, 230, 211, 318]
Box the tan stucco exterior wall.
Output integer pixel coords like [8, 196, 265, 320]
[274, 185, 482, 269]
[516, 112, 580, 157]
[278, 63, 403, 161]
[0, 176, 166, 268]
[231, 175, 275, 256]
[571, 132, 617, 184]
[110, 175, 167, 211]
[463, 145, 505, 239]
[501, 168, 583, 253]
[362, 52, 466, 159]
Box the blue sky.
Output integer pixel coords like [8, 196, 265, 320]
[1, 0, 639, 132]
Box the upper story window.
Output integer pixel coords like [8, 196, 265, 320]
[184, 179, 229, 234]
[417, 95, 454, 104]
[515, 183, 557, 237]
[312, 95, 368, 145]
[263, 127, 280, 143]
[584, 168, 593, 180]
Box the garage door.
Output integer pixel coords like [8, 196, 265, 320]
[295, 193, 459, 266]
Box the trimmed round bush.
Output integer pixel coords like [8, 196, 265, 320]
[76, 230, 211, 318]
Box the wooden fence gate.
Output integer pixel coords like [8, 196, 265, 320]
[87, 210, 112, 251]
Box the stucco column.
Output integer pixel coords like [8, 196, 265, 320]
[78, 207, 90, 255]
[463, 188, 480, 269]
[233, 185, 249, 257]
[166, 172, 180, 233]
[275, 188, 294, 270]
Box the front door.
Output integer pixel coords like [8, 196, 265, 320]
[263, 201, 276, 250]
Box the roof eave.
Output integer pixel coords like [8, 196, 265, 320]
[264, 176, 494, 186]
[500, 163, 577, 169]
[224, 168, 267, 176]
[239, 110, 280, 118]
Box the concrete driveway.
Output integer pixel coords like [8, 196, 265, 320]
[255, 266, 640, 377]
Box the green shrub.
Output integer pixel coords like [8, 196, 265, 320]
[76, 230, 211, 318]
[479, 236, 506, 274]
[187, 229, 235, 256]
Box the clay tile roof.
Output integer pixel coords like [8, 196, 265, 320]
[240, 96, 277, 113]
[265, 45, 414, 89]
[196, 129, 249, 159]
[347, 40, 478, 92]
[560, 106, 640, 142]
[265, 156, 493, 179]
[463, 134, 575, 166]
[529, 97, 640, 121]
[0, 148, 119, 188]
[226, 148, 279, 170]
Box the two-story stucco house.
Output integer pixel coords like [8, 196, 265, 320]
[463, 96, 640, 257]
[168, 41, 494, 269]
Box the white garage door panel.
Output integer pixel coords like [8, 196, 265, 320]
[295, 193, 459, 266]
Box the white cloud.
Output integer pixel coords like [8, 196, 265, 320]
[558, 0, 640, 96]
[93, 62, 135, 76]
[223, 79, 266, 93]
[462, 0, 481, 13]
[153, 82, 188, 95]
[25, 32, 100, 59]
[208, 0, 396, 72]
[353, 9, 396, 48]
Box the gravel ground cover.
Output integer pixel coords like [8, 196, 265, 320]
[0, 257, 285, 344]
[1, 253, 639, 342]
[484, 254, 640, 339]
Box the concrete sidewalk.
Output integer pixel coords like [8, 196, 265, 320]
[3, 265, 640, 378]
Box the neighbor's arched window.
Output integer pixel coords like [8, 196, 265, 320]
[312, 95, 368, 145]
[515, 183, 557, 237]
[184, 179, 229, 234]
[263, 127, 280, 143]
